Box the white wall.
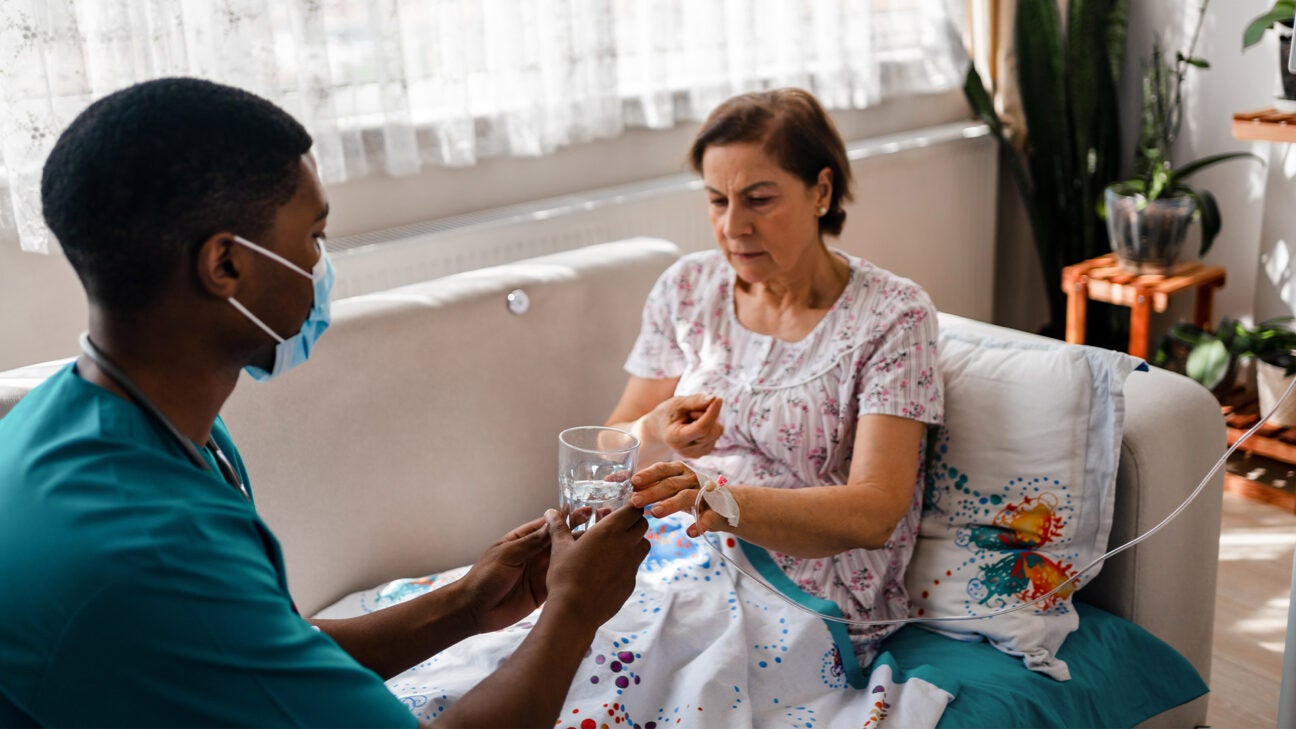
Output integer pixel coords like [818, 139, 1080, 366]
[1121, 0, 1286, 331]
[0, 228, 87, 370]
[0, 92, 985, 371]
[842, 130, 998, 320]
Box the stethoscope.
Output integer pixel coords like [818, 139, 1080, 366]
[78, 333, 251, 502]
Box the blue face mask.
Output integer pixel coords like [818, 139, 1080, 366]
[227, 235, 335, 381]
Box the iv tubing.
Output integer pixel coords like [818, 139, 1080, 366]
[689, 371, 1296, 628]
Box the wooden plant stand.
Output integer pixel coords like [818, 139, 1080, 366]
[1061, 254, 1227, 359]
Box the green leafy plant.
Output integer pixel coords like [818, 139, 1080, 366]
[1155, 316, 1296, 394]
[1107, 2, 1261, 259]
[963, 0, 1128, 337]
[1242, 0, 1296, 103]
[1243, 0, 1295, 50]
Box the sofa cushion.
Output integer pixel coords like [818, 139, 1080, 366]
[904, 327, 1140, 680]
[882, 600, 1206, 727]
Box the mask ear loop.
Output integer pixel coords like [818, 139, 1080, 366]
[228, 298, 287, 343]
[689, 371, 1296, 627]
[226, 235, 322, 344]
[233, 235, 314, 279]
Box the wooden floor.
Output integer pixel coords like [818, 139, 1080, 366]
[1206, 491, 1296, 728]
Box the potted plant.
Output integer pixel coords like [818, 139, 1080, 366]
[1103, 2, 1262, 274]
[963, 0, 1128, 339]
[1243, 0, 1296, 110]
[1155, 316, 1296, 424]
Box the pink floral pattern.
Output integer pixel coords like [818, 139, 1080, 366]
[625, 250, 944, 665]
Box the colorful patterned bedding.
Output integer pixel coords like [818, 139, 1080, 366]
[315, 513, 1204, 728]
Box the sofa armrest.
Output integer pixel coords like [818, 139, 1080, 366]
[1082, 363, 1224, 684]
[1088, 364, 1224, 728]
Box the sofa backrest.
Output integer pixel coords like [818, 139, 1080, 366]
[221, 238, 682, 613]
[0, 239, 680, 615]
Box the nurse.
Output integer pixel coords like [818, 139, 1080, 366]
[0, 77, 649, 727]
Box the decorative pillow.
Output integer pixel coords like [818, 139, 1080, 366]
[904, 329, 1141, 681]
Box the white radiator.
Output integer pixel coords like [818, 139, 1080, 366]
[328, 121, 997, 321]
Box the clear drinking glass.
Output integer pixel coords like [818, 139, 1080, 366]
[558, 426, 639, 532]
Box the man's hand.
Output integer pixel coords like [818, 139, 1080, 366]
[458, 515, 553, 633]
[431, 506, 650, 729]
[311, 515, 553, 678]
[543, 505, 650, 626]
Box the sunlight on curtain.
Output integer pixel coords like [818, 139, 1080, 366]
[0, 0, 967, 253]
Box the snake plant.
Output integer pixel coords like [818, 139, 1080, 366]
[963, 0, 1128, 336]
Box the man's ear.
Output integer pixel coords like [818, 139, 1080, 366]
[196, 233, 242, 300]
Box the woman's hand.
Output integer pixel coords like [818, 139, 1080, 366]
[605, 378, 720, 464]
[646, 394, 724, 458]
[629, 461, 699, 515]
[630, 461, 738, 538]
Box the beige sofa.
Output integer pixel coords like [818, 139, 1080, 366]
[0, 237, 1224, 726]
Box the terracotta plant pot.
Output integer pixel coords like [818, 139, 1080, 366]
[1104, 184, 1196, 274]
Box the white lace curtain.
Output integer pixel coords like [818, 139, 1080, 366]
[0, 0, 967, 254]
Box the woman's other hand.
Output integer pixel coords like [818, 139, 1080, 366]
[648, 394, 723, 458]
[606, 377, 723, 464]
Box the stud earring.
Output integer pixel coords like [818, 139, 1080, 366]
[817, 206, 828, 217]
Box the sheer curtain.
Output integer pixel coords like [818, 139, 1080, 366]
[0, 0, 967, 253]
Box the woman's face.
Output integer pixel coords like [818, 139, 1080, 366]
[701, 142, 831, 285]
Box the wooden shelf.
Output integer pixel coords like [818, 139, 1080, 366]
[1223, 394, 1296, 512]
[1227, 421, 1296, 462]
[1224, 111, 1296, 512]
[1224, 395, 1296, 455]
[1232, 107, 1296, 143]
[1224, 472, 1296, 512]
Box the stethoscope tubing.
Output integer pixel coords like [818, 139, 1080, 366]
[78, 333, 250, 501]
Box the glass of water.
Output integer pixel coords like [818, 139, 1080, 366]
[558, 426, 639, 532]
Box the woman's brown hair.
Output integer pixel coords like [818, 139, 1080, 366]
[688, 88, 853, 237]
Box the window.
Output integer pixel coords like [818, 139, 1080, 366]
[0, 0, 967, 253]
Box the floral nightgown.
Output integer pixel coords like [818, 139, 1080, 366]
[624, 249, 944, 663]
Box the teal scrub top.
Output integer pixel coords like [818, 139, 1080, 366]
[0, 364, 418, 727]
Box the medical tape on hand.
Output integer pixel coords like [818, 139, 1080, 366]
[686, 370, 1296, 628]
[699, 474, 740, 527]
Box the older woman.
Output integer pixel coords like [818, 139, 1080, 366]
[606, 88, 943, 664]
